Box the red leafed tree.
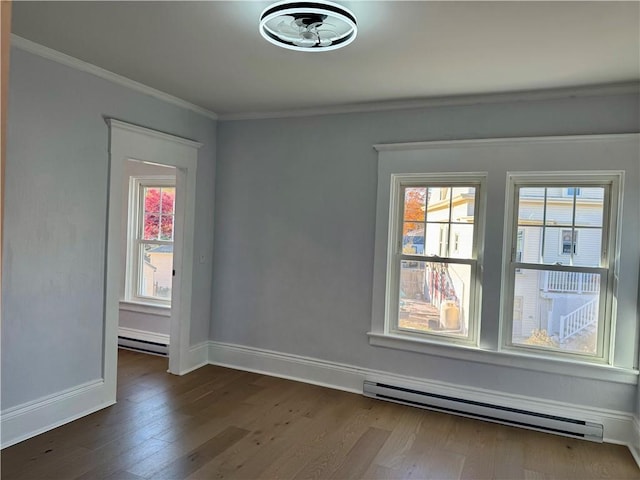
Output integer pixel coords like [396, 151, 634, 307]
[144, 188, 175, 240]
[403, 188, 426, 234]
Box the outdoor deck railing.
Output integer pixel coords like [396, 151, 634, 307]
[543, 271, 599, 294]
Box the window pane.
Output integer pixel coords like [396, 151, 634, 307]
[451, 187, 476, 222]
[542, 227, 572, 264]
[398, 260, 471, 338]
[426, 187, 450, 221]
[449, 224, 473, 258]
[575, 188, 604, 227]
[573, 228, 602, 267]
[144, 187, 161, 214]
[511, 268, 600, 355]
[515, 229, 524, 263]
[404, 187, 426, 222]
[518, 226, 541, 263]
[402, 222, 424, 255]
[425, 223, 448, 256]
[544, 199, 573, 227]
[161, 187, 176, 215]
[518, 188, 545, 225]
[160, 215, 174, 241]
[143, 213, 160, 240]
[139, 243, 173, 300]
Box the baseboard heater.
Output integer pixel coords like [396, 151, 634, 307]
[363, 381, 603, 442]
[118, 336, 168, 356]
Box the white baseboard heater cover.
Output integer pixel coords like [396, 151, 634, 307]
[363, 381, 603, 442]
[118, 337, 168, 356]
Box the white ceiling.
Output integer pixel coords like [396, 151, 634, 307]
[10, 1, 640, 117]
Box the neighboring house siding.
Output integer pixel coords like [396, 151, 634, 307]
[142, 261, 155, 295]
[148, 252, 173, 293]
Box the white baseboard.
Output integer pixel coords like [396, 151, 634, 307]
[208, 341, 362, 393]
[630, 415, 640, 468]
[207, 340, 635, 448]
[118, 326, 170, 345]
[179, 341, 210, 375]
[3, 340, 635, 458]
[1, 380, 114, 449]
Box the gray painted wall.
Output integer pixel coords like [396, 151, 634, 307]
[214, 93, 639, 413]
[2, 48, 216, 409]
[4, 43, 638, 425]
[119, 309, 170, 337]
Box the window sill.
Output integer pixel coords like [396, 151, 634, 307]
[119, 301, 171, 317]
[367, 331, 638, 385]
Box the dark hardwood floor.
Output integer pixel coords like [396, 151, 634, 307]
[1, 349, 638, 479]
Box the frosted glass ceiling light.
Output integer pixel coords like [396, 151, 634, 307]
[260, 1, 357, 52]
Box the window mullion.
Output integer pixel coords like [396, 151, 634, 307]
[570, 188, 577, 266]
[513, 263, 607, 275]
[447, 192, 453, 258]
[400, 254, 476, 266]
[511, 187, 520, 263]
[138, 183, 145, 240]
[601, 184, 611, 265]
[540, 188, 547, 263]
[139, 239, 173, 246]
[397, 187, 406, 254]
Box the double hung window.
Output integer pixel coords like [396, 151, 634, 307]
[371, 135, 637, 378]
[125, 177, 176, 306]
[503, 174, 620, 360]
[386, 174, 485, 345]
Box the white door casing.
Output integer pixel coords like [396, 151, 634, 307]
[106, 119, 200, 400]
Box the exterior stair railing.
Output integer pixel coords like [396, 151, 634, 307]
[559, 297, 599, 342]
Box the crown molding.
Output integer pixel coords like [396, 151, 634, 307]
[219, 81, 640, 122]
[10, 35, 638, 123]
[374, 133, 640, 152]
[10, 35, 218, 120]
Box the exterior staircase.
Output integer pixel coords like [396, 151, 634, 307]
[559, 297, 599, 343]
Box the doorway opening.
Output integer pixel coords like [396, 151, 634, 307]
[104, 119, 201, 404]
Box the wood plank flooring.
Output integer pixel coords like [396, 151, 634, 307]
[2, 349, 638, 479]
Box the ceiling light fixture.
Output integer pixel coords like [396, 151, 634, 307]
[260, 1, 357, 52]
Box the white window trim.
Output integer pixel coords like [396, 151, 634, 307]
[124, 175, 176, 307]
[367, 331, 636, 384]
[370, 134, 639, 384]
[499, 171, 622, 365]
[384, 173, 486, 347]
